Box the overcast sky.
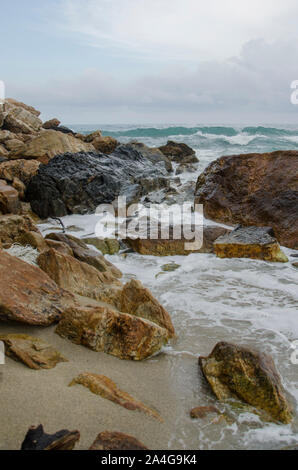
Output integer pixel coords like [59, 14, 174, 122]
[2, 0, 298, 124]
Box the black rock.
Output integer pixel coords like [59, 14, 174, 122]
[51, 125, 76, 135]
[21, 424, 80, 450]
[26, 144, 170, 218]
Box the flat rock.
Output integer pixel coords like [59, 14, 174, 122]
[0, 251, 73, 325]
[195, 150, 298, 249]
[89, 431, 148, 450]
[21, 424, 80, 450]
[0, 334, 67, 369]
[199, 341, 293, 424]
[69, 373, 162, 421]
[214, 226, 288, 262]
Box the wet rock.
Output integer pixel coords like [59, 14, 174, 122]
[199, 342, 293, 424]
[37, 248, 122, 299]
[292, 262, 298, 269]
[56, 303, 169, 361]
[175, 163, 197, 175]
[195, 150, 298, 249]
[124, 225, 230, 256]
[0, 251, 73, 325]
[16, 230, 48, 252]
[26, 145, 170, 218]
[69, 373, 162, 421]
[214, 226, 288, 262]
[159, 141, 198, 163]
[42, 118, 61, 129]
[82, 237, 121, 255]
[0, 179, 21, 214]
[45, 233, 122, 278]
[129, 141, 173, 172]
[21, 424, 80, 450]
[161, 262, 180, 272]
[21, 130, 95, 163]
[190, 406, 219, 419]
[89, 431, 148, 450]
[0, 334, 68, 369]
[0, 159, 40, 185]
[0, 214, 39, 247]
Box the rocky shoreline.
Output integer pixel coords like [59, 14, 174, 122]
[0, 98, 297, 450]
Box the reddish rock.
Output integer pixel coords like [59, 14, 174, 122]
[89, 432, 148, 450]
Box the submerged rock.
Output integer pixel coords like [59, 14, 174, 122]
[26, 145, 170, 218]
[21, 425, 80, 450]
[0, 251, 73, 325]
[195, 150, 298, 249]
[82, 236, 121, 255]
[190, 406, 219, 420]
[56, 303, 169, 361]
[89, 431, 148, 450]
[159, 141, 198, 164]
[214, 226, 288, 262]
[69, 373, 162, 421]
[199, 342, 293, 424]
[0, 334, 67, 369]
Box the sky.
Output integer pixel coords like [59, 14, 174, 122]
[1, 0, 298, 124]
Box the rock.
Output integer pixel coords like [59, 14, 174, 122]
[37, 248, 121, 299]
[0, 179, 21, 214]
[92, 136, 118, 154]
[5, 98, 41, 117]
[0, 144, 8, 157]
[16, 230, 48, 252]
[50, 125, 76, 135]
[69, 373, 162, 421]
[45, 233, 122, 278]
[20, 202, 41, 223]
[190, 406, 219, 419]
[0, 214, 40, 247]
[0, 159, 40, 185]
[175, 163, 197, 175]
[199, 342, 293, 424]
[84, 130, 102, 142]
[159, 141, 198, 163]
[0, 334, 67, 369]
[5, 138, 25, 157]
[56, 303, 169, 361]
[161, 263, 180, 272]
[21, 425, 80, 450]
[26, 145, 170, 218]
[0, 251, 73, 325]
[89, 431, 148, 450]
[42, 118, 61, 129]
[129, 141, 173, 172]
[214, 226, 288, 262]
[20, 130, 95, 163]
[44, 239, 74, 256]
[292, 262, 298, 269]
[82, 237, 121, 255]
[3, 100, 42, 134]
[0, 130, 18, 143]
[124, 225, 230, 256]
[195, 150, 298, 249]
[12, 177, 26, 199]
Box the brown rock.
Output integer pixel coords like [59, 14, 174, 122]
[0, 159, 40, 185]
[69, 373, 162, 421]
[42, 118, 61, 129]
[159, 140, 198, 163]
[0, 144, 8, 157]
[199, 342, 293, 424]
[45, 239, 74, 256]
[84, 130, 102, 142]
[0, 214, 40, 247]
[21, 425, 80, 450]
[4, 101, 42, 134]
[16, 230, 48, 252]
[5, 98, 41, 117]
[45, 233, 122, 279]
[89, 431, 148, 450]
[92, 136, 118, 154]
[190, 406, 219, 419]
[5, 138, 25, 157]
[0, 179, 21, 214]
[37, 248, 121, 298]
[56, 303, 169, 361]
[0, 130, 17, 143]
[124, 225, 230, 256]
[21, 130, 95, 162]
[195, 150, 298, 249]
[0, 334, 68, 369]
[214, 226, 288, 262]
[0, 251, 73, 325]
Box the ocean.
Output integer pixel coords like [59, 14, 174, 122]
[43, 124, 298, 450]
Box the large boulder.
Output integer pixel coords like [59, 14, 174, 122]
[129, 142, 173, 172]
[5, 98, 41, 117]
[0, 179, 21, 214]
[3, 100, 42, 134]
[20, 130, 95, 163]
[56, 303, 170, 361]
[195, 151, 298, 249]
[199, 342, 293, 424]
[26, 145, 170, 218]
[0, 159, 40, 185]
[159, 141, 198, 163]
[214, 226, 288, 262]
[0, 251, 73, 325]
[0, 214, 39, 247]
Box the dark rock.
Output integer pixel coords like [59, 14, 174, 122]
[26, 145, 170, 218]
[129, 141, 173, 172]
[89, 431, 148, 450]
[195, 150, 298, 249]
[21, 424, 80, 450]
[50, 125, 75, 135]
[159, 141, 198, 163]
